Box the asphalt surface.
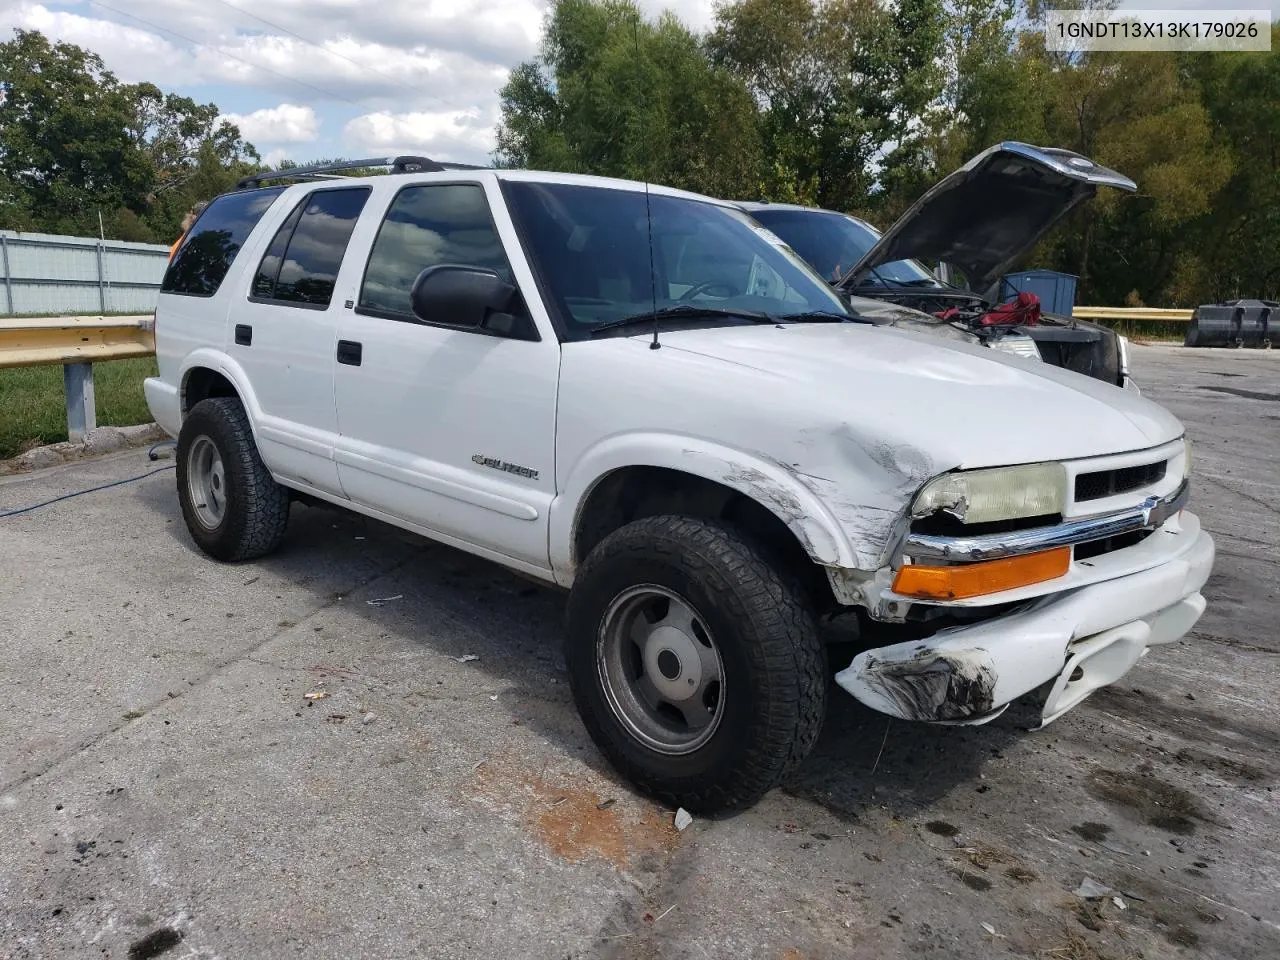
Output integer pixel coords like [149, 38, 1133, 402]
[1, 343, 1278, 960]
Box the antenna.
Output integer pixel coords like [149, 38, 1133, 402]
[634, 13, 660, 350]
[645, 181, 660, 350]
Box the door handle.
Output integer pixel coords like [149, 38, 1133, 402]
[337, 340, 363, 366]
[234, 324, 252, 346]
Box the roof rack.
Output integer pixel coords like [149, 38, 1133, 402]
[235, 155, 488, 189]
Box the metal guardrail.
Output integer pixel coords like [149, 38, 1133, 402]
[0, 314, 155, 443]
[1074, 306, 1193, 323]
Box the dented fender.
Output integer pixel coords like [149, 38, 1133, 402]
[548, 433, 860, 585]
[792, 423, 951, 571]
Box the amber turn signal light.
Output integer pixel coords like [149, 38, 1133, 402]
[893, 547, 1071, 601]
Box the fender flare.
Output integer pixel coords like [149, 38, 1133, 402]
[549, 432, 858, 585]
[178, 349, 264, 436]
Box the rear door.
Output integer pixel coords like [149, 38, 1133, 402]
[331, 178, 560, 572]
[156, 187, 286, 399]
[228, 185, 371, 495]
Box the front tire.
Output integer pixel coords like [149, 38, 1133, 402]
[176, 397, 290, 562]
[566, 516, 826, 813]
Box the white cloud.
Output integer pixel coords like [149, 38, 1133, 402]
[0, 3, 193, 84]
[0, 0, 743, 166]
[261, 147, 293, 167]
[343, 108, 497, 163]
[220, 103, 319, 144]
[1, 2, 537, 109]
[117, 0, 549, 66]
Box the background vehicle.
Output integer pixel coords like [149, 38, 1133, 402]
[737, 142, 1139, 389]
[147, 157, 1211, 813]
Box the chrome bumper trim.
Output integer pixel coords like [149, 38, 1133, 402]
[905, 481, 1190, 562]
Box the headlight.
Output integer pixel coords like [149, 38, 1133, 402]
[986, 335, 1043, 362]
[1183, 437, 1192, 478]
[1117, 335, 1139, 391]
[912, 463, 1067, 524]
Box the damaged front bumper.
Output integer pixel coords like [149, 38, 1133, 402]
[834, 509, 1214, 727]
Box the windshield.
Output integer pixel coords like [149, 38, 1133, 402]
[747, 208, 943, 289]
[501, 181, 850, 339]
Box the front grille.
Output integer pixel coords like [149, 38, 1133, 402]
[1075, 460, 1167, 502]
[910, 512, 1060, 537]
[1074, 529, 1153, 561]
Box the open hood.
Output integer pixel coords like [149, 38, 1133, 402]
[839, 142, 1137, 293]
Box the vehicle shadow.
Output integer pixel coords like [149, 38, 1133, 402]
[132, 479, 1028, 819]
[783, 663, 1034, 820]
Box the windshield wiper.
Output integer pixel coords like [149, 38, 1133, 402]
[589, 304, 774, 335]
[774, 310, 858, 324]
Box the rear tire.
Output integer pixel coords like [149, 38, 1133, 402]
[566, 515, 826, 813]
[176, 397, 290, 562]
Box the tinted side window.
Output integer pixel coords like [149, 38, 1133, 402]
[253, 187, 370, 308]
[359, 184, 511, 319]
[252, 202, 304, 299]
[162, 188, 286, 296]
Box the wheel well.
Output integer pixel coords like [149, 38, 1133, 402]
[573, 466, 836, 612]
[183, 367, 238, 415]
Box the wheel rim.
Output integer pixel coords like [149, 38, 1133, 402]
[186, 435, 227, 530]
[597, 585, 725, 755]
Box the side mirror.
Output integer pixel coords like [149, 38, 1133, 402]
[409, 264, 517, 329]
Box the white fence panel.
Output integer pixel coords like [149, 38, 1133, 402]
[0, 231, 170, 316]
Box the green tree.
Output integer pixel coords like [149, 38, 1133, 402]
[706, 0, 845, 205]
[496, 0, 764, 199]
[126, 82, 258, 242]
[709, 0, 946, 216]
[937, 1, 1049, 164]
[128, 83, 256, 192]
[921, 4, 1243, 307]
[0, 28, 259, 244]
[1032, 48, 1233, 304]
[0, 29, 152, 234]
[850, 0, 946, 214]
[1182, 26, 1280, 302]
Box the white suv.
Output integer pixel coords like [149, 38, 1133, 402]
[146, 157, 1214, 812]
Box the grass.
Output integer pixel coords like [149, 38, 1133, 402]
[0, 357, 158, 460]
[1088, 318, 1188, 343]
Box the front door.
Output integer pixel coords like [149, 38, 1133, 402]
[332, 179, 560, 573]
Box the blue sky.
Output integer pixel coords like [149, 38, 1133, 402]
[0, 1, 1275, 169]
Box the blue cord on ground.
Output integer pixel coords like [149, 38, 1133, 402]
[0, 441, 177, 519]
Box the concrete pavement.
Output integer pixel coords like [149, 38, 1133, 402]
[2, 343, 1278, 959]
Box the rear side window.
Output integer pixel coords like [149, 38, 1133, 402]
[252, 187, 371, 308]
[162, 188, 286, 297]
[358, 183, 511, 319]
[252, 203, 304, 299]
